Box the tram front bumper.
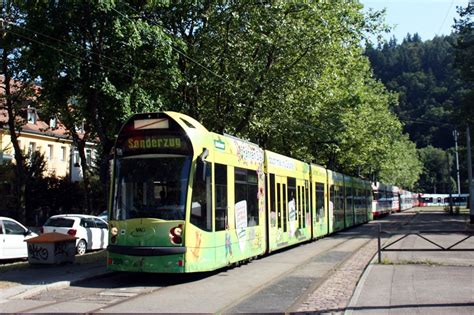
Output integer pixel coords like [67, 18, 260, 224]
[107, 245, 186, 273]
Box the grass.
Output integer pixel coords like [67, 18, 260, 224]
[377, 257, 445, 266]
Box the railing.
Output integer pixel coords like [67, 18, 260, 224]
[377, 225, 474, 263]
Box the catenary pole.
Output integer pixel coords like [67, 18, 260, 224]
[453, 130, 461, 196]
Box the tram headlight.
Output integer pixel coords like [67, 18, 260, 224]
[111, 226, 119, 236]
[110, 226, 119, 244]
[169, 224, 183, 245]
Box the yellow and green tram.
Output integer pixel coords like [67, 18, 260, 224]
[106, 112, 373, 273]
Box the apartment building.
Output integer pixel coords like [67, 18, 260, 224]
[1, 75, 97, 181]
[0, 106, 96, 181]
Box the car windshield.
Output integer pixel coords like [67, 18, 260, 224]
[44, 217, 75, 227]
[112, 155, 191, 221]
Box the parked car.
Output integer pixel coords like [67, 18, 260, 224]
[41, 214, 108, 255]
[0, 217, 38, 260]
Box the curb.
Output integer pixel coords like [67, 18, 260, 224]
[344, 259, 375, 315]
[0, 267, 112, 301]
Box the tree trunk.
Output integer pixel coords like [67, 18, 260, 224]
[2, 48, 27, 222]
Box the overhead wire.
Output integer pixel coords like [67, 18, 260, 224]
[437, 0, 456, 36]
[396, 115, 455, 128]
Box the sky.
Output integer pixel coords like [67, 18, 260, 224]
[360, 0, 471, 42]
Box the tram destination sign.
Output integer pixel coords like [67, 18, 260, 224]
[124, 135, 186, 152]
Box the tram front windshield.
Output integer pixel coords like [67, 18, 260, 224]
[113, 155, 191, 221]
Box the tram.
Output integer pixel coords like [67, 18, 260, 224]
[106, 112, 410, 273]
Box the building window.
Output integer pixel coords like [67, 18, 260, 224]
[86, 149, 92, 166]
[49, 117, 57, 129]
[60, 146, 66, 161]
[73, 150, 80, 167]
[47, 145, 53, 161]
[28, 142, 36, 157]
[27, 107, 37, 124]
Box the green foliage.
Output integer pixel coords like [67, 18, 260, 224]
[4, 0, 421, 194]
[365, 34, 467, 149]
[417, 146, 456, 193]
[453, 4, 474, 128]
[151, 1, 419, 185]
[379, 135, 422, 189]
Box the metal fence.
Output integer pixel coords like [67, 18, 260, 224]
[377, 225, 474, 263]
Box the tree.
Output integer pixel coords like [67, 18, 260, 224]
[366, 34, 466, 149]
[11, 1, 420, 193]
[20, 0, 179, 211]
[151, 1, 419, 183]
[453, 3, 474, 128]
[417, 146, 456, 193]
[1, 0, 39, 222]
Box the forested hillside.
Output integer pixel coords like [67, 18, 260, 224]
[365, 14, 473, 193]
[366, 34, 467, 149]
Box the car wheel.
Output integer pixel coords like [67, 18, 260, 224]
[76, 239, 87, 255]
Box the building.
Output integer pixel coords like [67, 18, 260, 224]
[0, 77, 96, 181]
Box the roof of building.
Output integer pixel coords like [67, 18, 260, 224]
[0, 75, 82, 141]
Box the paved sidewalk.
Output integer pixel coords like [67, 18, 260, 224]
[0, 251, 109, 302]
[1, 208, 472, 314]
[347, 209, 474, 315]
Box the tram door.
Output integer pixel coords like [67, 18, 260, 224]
[313, 182, 327, 237]
[277, 176, 288, 241]
[268, 175, 288, 249]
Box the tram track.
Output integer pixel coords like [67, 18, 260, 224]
[219, 232, 374, 313]
[14, 211, 418, 313]
[220, 210, 418, 313]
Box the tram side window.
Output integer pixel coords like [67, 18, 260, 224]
[316, 183, 325, 222]
[269, 174, 276, 227]
[191, 162, 212, 231]
[356, 188, 362, 210]
[373, 191, 380, 201]
[277, 183, 281, 228]
[366, 189, 371, 209]
[330, 185, 335, 215]
[235, 168, 259, 227]
[215, 164, 227, 231]
[347, 185, 353, 213]
[282, 183, 287, 232]
[288, 178, 297, 227]
[298, 185, 303, 228]
[305, 181, 309, 228]
[335, 185, 344, 212]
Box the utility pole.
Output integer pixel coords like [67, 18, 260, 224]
[467, 126, 474, 224]
[453, 130, 461, 196]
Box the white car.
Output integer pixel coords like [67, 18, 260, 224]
[0, 217, 38, 260]
[42, 214, 108, 255]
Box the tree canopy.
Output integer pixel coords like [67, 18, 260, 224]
[3, 0, 422, 196]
